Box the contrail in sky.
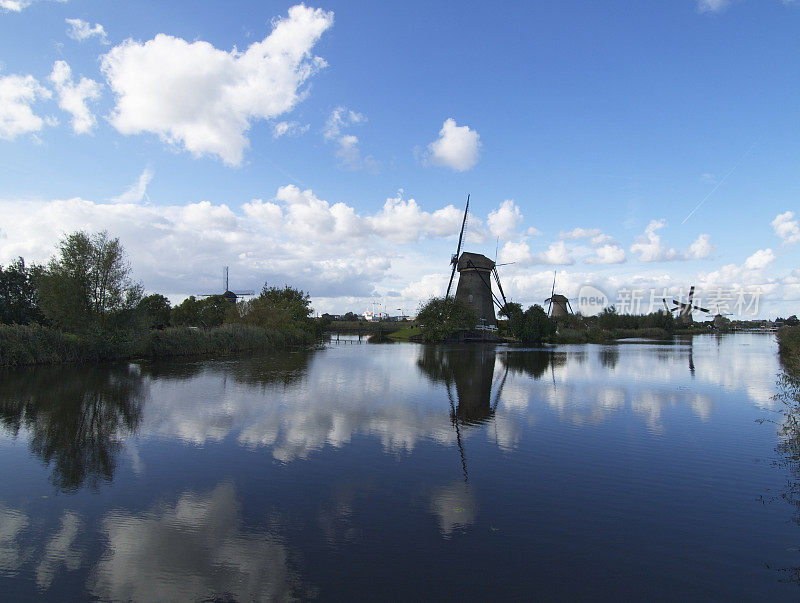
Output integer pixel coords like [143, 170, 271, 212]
[681, 141, 757, 225]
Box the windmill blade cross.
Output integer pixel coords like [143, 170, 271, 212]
[446, 262, 458, 298]
[446, 195, 470, 298]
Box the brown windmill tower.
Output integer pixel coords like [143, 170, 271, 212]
[445, 196, 509, 328]
[545, 271, 573, 319]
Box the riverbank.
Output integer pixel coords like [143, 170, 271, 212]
[547, 327, 674, 344]
[778, 325, 800, 373]
[0, 323, 318, 366]
[329, 322, 676, 345]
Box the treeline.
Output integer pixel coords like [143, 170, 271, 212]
[414, 297, 675, 345]
[0, 231, 321, 366]
[414, 297, 559, 344]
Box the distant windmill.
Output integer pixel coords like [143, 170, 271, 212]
[545, 271, 573, 319]
[710, 304, 733, 330]
[662, 286, 708, 325]
[201, 266, 255, 304]
[445, 195, 509, 327]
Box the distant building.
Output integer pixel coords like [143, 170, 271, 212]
[362, 311, 389, 321]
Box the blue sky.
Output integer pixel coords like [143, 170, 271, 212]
[1, 0, 799, 318]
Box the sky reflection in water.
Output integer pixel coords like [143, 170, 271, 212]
[0, 333, 797, 600]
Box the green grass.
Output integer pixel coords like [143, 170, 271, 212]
[548, 327, 672, 344]
[387, 324, 422, 341]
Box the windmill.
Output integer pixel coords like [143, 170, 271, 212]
[545, 271, 573, 319]
[201, 266, 254, 304]
[709, 304, 733, 330]
[445, 195, 509, 327]
[662, 286, 709, 325]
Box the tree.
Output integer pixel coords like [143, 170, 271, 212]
[171, 296, 201, 327]
[231, 285, 315, 332]
[416, 297, 477, 343]
[501, 303, 556, 344]
[500, 302, 524, 338]
[519, 304, 556, 343]
[138, 294, 171, 329]
[597, 305, 620, 331]
[37, 231, 142, 332]
[0, 257, 44, 325]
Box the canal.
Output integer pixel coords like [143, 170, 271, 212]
[0, 333, 798, 600]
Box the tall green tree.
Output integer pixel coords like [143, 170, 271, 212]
[416, 297, 477, 343]
[170, 296, 201, 327]
[0, 257, 44, 325]
[231, 285, 315, 332]
[138, 294, 171, 329]
[198, 295, 228, 327]
[500, 302, 556, 344]
[38, 231, 142, 332]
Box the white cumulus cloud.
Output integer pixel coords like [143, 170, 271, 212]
[630, 219, 712, 262]
[0, 73, 51, 140]
[687, 233, 713, 259]
[560, 227, 601, 240]
[49, 60, 101, 134]
[100, 4, 333, 165]
[560, 227, 615, 247]
[744, 248, 775, 271]
[487, 200, 524, 239]
[367, 194, 463, 244]
[426, 118, 481, 172]
[772, 211, 800, 244]
[498, 240, 573, 266]
[0, 0, 65, 12]
[585, 244, 626, 265]
[65, 18, 108, 43]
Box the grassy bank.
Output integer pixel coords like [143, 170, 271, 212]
[778, 325, 800, 373]
[0, 323, 317, 366]
[548, 327, 672, 344]
[326, 320, 416, 335]
[387, 324, 422, 341]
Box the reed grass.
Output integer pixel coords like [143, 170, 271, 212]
[0, 323, 317, 366]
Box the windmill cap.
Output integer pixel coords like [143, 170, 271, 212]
[457, 252, 495, 271]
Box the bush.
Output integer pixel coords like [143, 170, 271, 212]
[0, 323, 318, 366]
[500, 303, 556, 344]
[416, 297, 477, 343]
[0, 323, 94, 365]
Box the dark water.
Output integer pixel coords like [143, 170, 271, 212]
[1, 334, 798, 600]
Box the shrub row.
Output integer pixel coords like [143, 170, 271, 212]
[0, 323, 317, 366]
[778, 325, 800, 373]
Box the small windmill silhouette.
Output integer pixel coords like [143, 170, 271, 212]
[201, 267, 254, 303]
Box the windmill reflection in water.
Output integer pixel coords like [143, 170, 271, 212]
[417, 346, 564, 482]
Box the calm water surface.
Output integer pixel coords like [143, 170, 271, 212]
[1, 333, 798, 600]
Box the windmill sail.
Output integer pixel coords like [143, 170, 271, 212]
[446, 195, 469, 298]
